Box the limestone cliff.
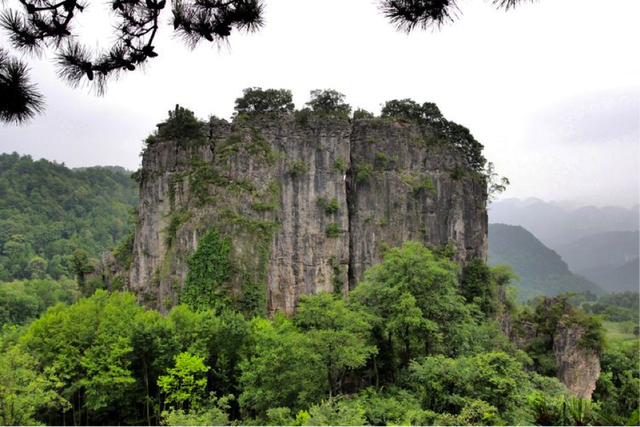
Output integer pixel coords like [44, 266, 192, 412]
[553, 320, 601, 399]
[118, 113, 488, 315]
[502, 296, 602, 399]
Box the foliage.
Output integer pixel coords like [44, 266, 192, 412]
[180, 229, 232, 313]
[0, 0, 264, 122]
[486, 161, 510, 203]
[516, 294, 606, 376]
[353, 108, 374, 120]
[325, 198, 340, 214]
[381, 98, 486, 172]
[162, 393, 233, 426]
[325, 222, 342, 238]
[238, 316, 326, 419]
[287, 159, 309, 177]
[402, 173, 436, 195]
[380, 0, 531, 32]
[158, 352, 210, 410]
[306, 89, 352, 120]
[294, 293, 377, 395]
[70, 248, 95, 292]
[0, 344, 61, 425]
[152, 105, 206, 146]
[355, 163, 373, 183]
[410, 351, 528, 415]
[0, 48, 44, 125]
[331, 156, 347, 173]
[234, 87, 295, 116]
[582, 291, 640, 322]
[0, 153, 138, 282]
[350, 242, 475, 384]
[0, 277, 77, 326]
[462, 258, 498, 318]
[593, 339, 639, 424]
[381, 99, 443, 123]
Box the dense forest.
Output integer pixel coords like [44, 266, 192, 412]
[0, 239, 638, 426]
[0, 153, 138, 281]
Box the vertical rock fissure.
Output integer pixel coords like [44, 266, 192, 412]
[346, 129, 357, 290]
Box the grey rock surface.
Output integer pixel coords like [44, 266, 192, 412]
[124, 115, 488, 315]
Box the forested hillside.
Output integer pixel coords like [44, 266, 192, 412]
[2, 242, 634, 427]
[488, 224, 602, 300]
[0, 153, 138, 281]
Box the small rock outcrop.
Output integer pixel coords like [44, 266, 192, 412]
[554, 321, 601, 399]
[502, 295, 602, 399]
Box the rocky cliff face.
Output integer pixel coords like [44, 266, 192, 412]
[121, 114, 488, 315]
[553, 320, 601, 399]
[502, 296, 602, 399]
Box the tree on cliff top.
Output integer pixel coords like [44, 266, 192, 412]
[1, 0, 535, 124]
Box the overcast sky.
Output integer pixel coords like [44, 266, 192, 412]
[1, 0, 638, 207]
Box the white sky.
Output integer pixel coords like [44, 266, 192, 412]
[1, 0, 638, 207]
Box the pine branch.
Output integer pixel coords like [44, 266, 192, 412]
[0, 48, 45, 125]
[379, 0, 459, 32]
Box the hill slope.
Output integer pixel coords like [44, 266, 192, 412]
[555, 230, 639, 273]
[488, 223, 603, 300]
[580, 257, 640, 293]
[0, 152, 138, 281]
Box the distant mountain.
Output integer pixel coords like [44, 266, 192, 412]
[579, 257, 640, 293]
[488, 223, 603, 301]
[555, 231, 639, 273]
[489, 198, 639, 248]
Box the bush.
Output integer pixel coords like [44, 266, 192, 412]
[325, 222, 342, 238]
[356, 163, 373, 183]
[325, 198, 339, 214]
[287, 159, 308, 177]
[353, 108, 374, 120]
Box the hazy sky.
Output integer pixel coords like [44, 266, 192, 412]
[1, 0, 638, 207]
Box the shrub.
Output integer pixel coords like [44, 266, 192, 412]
[325, 222, 342, 237]
[287, 159, 309, 177]
[331, 156, 347, 173]
[353, 108, 374, 120]
[325, 198, 339, 214]
[356, 163, 373, 183]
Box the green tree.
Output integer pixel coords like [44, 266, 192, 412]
[238, 316, 326, 419]
[294, 292, 377, 395]
[151, 105, 206, 145]
[0, 345, 62, 426]
[350, 242, 475, 381]
[409, 351, 528, 418]
[306, 89, 352, 120]
[158, 352, 210, 410]
[234, 87, 295, 116]
[70, 248, 95, 293]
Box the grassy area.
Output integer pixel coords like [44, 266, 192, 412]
[603, 320, 638, 343]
